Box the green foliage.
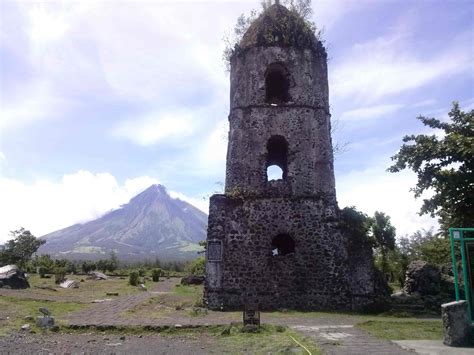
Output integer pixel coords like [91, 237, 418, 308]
[341, 207, 397, 277]
[95, 252, 119, 273]
[151, 268, 162, 282]
[400, 229, 452, 266]
[389, 102, 474, 232]
[33, 254, 55, 274]
[222, 0, 320, 69]
[0, 228, 46, 269]
[54, 267, 66, 284]
[38, 266, 47, 278]
[129, 271, 140, 286]
[138, 268, 146, 277]
[81, 261, 96, 274]
[371, 212, 396, 276]
[340, 206, 372, 244]
[185, 256, 205, 276]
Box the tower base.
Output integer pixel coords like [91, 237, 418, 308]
[204, 194, 388, 311]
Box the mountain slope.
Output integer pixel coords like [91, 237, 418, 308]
[38, 185, 207, 261]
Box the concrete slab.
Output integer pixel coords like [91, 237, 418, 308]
[394, 340, 474, 354]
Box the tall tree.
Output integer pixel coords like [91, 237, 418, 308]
[371, 212, 396, 276]
[0, 228, 46, 269]
[388, 102, 474, 232]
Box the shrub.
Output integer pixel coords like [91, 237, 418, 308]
[129, 271, 139, 286]
[151, 268, 162, 282]
[54, 267, 66, 284]
[185, 256, 205, 276]
[38, 266, 47, 278]
[138, 268, 146, 277]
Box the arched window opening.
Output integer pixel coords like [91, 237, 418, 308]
[267, 165, 283, 181]
[266, 135, 288, 181]
[265, 63, 290, 104]
[272, 234, 295, 256]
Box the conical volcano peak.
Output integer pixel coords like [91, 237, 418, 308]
[239, 3, 319, 51]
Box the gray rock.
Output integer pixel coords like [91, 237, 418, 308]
[404, 260, 440, 296]
[36, 316, 54, 329]
[0, 265, 29, 289]
[442, 300, 471, 346]
[20, 324, 30, 331]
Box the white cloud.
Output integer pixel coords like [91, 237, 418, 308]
[331, 32, 472, 104]
[0, 81, 73, 130]
[340, 104, 403, 121]
[337, 164, 438, 238]
[0, 170, 206, 243]
[112, 110, 197, 146]
[168, 190, 209, 215]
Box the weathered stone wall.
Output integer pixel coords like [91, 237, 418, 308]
[205, 195, 384, 311]
[230, 47, 328, 110]
[225, 106, 335, 198]
[205, 194, 348, 310]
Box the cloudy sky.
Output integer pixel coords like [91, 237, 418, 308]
[0, 0, 472, 243]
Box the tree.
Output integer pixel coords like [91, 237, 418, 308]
[388, 102, 474, 232]
[0, 228, 45, 269]
[370, 212, 396, 276]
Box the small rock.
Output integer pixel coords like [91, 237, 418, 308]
[138, 335, 143, 338]
[174, 324, 183, 328]
[119, 336, 125, 341]
[20, 324, 30, 331]
[36, 316, 55, 329]
[139, 284, 147, 291]
[50, 325, 60, 332]
[23, 316, 34, 321]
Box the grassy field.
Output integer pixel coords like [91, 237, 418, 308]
[356, 319, 443, 340]
[0, 273, 144, 336]
[0, 296, 86, 336]
[23, 274, 142, 302]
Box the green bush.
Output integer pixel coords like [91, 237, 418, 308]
[151, 268, 162, 282]
[138, 268, 146, 277]
[54, 267, 66, 284]
[185, 256, 205, 276]
[129, 271, 139, 286]
[38, 266, 47, 278]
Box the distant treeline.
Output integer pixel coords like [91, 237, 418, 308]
[27, 251, 204, 277]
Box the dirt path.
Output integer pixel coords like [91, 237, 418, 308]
[0, 332, 218, 354]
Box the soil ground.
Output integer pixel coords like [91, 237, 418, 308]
[0, 274, 454, 354]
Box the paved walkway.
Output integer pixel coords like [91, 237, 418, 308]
[63, 278, 417, 354]
[292, 324, 414, 354]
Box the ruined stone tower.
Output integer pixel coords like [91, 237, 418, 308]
[204, 4, 387, 311]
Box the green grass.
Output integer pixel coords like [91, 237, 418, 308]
[25, 274, 142, 302]
[0, 296, 86, 336]
[356, 319, 443, 340]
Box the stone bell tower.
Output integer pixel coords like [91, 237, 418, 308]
[204, 4, 387, 311]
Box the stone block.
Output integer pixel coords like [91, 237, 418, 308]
[36, 316, 55, 329]
[441, 300, 471, 346]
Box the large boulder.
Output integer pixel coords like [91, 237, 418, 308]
[0, 265, 29, 289]
[404, 260, 440, 296]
